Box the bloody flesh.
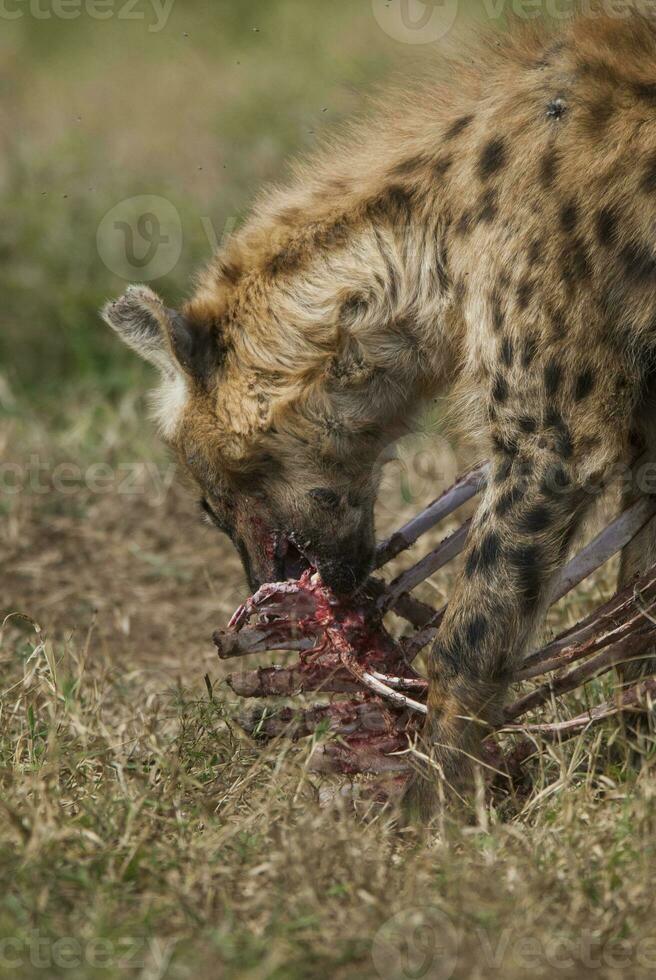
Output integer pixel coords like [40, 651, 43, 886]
[214, 571, 425, 772]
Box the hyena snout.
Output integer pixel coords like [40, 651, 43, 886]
[315, 550, 375, 596]
[309, 524, 376, 596]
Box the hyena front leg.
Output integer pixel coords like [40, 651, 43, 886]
[617, 378, 656, 757]
[404, 349, 630, 818]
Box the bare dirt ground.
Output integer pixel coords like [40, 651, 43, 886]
[4, 481, 243, 681]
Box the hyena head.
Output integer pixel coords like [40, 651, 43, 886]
[102, 264, 404, 594]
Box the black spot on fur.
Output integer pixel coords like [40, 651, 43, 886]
[465, 548, 479, 578]
[367, 185, 413, 224]
[633, 82, 656, 105]
[527, 238, 543, 267]
[522, 334, 538, 368]
[550, 309, 567, 340]
[574, 368, 595, 401]
[539, 147, 558, 189]
[390, 153, 431, 177]
[621, 243, 656, 283]
[492, 374, 509, 403]
[560, 201, 578, 235]
[500, 335, 514, 368]
[445, 114, 474, 141]
[518, 415, 537, 434]
[583, 97, 615, 137]
[546, 409, 574, 458]
[540, 463, 571, 498]
[516, 456, 534, 478]
[340, 293, 369, 323]
[465, 615, 488, 647]
[434, 155, 453, 178]
[495, 483, 522, 516]
[456, 211, 472, 236]
[479, 531, 502, 573]
[641, 154, 656, 194]
[491, 291, 505, 331]
[544, 360, 563, 397]
[561, 238, 591, 288]
[465, 531, 501, 578]
[493, 433, 519, 457]
[546, 98, 567, 119]
[494, 457, 513, 483]
[477, 189, 498, 224]
[267, 247, 302, 276]
[509, 543, 542, 608]
[517, 504, 551, 534]
[595, 207, 619, 247]
[516, 278, 534, 311]
[478, 137, 507, 180]
[545, 406, 562, 429]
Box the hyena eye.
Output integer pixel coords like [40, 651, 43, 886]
[308, 488, 342, 508]
[199, 498, 230, 534]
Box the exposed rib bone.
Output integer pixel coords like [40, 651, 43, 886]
[375, 462, 488, 566]
[548, 496, 656, 603]
[519, 567, 656, 680]
[504, 677, 656, 740]
[382, 520, 471, 605]
[215, 628, 315, 660]
[506, 631, 654, 721]
[368, 670, 428, 691]
[236, 699, 404, 741]
[226, 664, 362, 697]
[357, 671, 427, 714]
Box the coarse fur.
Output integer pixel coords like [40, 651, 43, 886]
[104, 10, 656, 816]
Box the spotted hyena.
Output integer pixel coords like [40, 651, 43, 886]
[104, 12, 656, 815]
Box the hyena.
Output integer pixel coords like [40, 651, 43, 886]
[104, 12, 656, 815]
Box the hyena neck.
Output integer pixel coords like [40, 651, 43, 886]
[288, 186, 459, 443]
[187, 170, 463, 463]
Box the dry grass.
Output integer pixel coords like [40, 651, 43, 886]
[5, 3, 656, 977]
[4, 408, 656, 979]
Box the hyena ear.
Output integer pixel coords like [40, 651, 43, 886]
[101, 285, 220, 382]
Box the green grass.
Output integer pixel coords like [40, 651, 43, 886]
[1, 0, 397, 407]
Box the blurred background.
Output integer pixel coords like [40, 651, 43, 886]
[2, 0, 485, 658]
[2, 0, 425, 411]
